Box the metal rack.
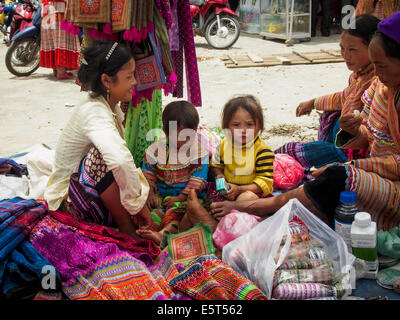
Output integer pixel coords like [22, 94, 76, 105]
[259, 0, 311, 45]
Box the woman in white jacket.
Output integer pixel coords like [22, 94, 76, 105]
[45, 41, 151, 239]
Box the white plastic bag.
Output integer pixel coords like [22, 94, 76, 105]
[222, 198, 355, 299]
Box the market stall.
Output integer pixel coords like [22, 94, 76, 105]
[239, 0, 311, 44]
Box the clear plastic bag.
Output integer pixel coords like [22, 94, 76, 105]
[222, 199, 355, 299]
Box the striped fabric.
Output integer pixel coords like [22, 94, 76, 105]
[355, 0, 399, 19]
[339, 79, 400, 230]
[40, 2, 80, 70]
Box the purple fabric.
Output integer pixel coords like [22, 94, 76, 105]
[168, 0, 179, 51]
[29, 216, 153, 282]
[317, 111, 341, 142]
[378, 11, 400, 43]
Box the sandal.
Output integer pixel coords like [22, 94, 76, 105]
[57, 72, 75, 80]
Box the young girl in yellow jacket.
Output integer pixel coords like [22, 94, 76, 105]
[210, 95, 275, 204]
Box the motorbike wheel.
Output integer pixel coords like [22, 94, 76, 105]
[5, 37, 40, 77]
[204, 14, 240, 49]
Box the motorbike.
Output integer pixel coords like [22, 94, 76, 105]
[190, 0, 240, 49]
[1, 0, 37, 46]
[5, 3, 40, 76]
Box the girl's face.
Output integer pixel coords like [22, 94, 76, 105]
[340, 32, 371, 72]
[369, 37, 400, 89]
[228, 107, 260, 145]
[106, 58, 137, 104]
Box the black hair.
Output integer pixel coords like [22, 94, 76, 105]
[222, 95, 264, 132]
[77, 40, 133, 98]
[162, 100, 199, 135]
[373, 31, 400, 60]
[344, 14, 380, 45]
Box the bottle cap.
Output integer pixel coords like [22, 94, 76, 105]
[340, 191, 357, 204]
[354, 212, 371, 227]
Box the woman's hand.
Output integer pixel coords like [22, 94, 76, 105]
[311, 164, 332, 178]
[338, 112, 363, 137]
[226, 183, 241, 201]
[296, 99, 315, 117]
[133, 204, 152, 229]
[147, 189, 160, 209]
[210, 201, 235, 221]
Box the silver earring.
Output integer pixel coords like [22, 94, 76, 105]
[106, 89, 110, 102]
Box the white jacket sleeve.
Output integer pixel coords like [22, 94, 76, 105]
[82, 106, 149, 215]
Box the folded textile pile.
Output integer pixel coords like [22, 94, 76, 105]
[272, 216, 345, 300]
[0, 198, 61, 299]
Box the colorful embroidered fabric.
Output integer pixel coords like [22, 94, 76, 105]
[69, 0, 110, 23]
[135, 56, 163, 91]
[29, 215, 157, 281]
[63, 251, 188, 300]
[169, 255, 268, 300]
[142, 135, 209, 198]
[167, 223, 215, 265]
[45, 209, 160, 261]
[111, 0, 131, 31]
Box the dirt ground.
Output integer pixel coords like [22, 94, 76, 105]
[0, 32, 350, 157]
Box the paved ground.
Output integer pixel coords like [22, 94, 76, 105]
[0, 31, 349, 157]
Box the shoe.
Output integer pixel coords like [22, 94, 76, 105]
[57, 72, 75, 80]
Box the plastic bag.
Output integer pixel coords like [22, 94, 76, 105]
[222, 199, 355, 299]
[213, 210, 261, 250]
[273, 153, 304, 190]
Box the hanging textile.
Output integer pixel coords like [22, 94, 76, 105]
[124, 89, 163, 168]
[172, 0, 202, 106]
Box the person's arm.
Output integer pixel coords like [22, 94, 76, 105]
[351, 154, 400, 181]
[83, 106, 149, 216]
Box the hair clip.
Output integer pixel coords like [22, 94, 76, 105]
[105, 42, 118, 61]
[81, 57, 88, 65]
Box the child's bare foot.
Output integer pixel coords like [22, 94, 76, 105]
[186, 189, 218, 232]
[136, 229, 163, 245]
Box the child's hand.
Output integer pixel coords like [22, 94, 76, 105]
[226, 184, 241, 201]
[162, 194, 186, 209]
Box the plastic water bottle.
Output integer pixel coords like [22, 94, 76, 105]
[351, 212, 378, 279]
[334, 191, 358, 251]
